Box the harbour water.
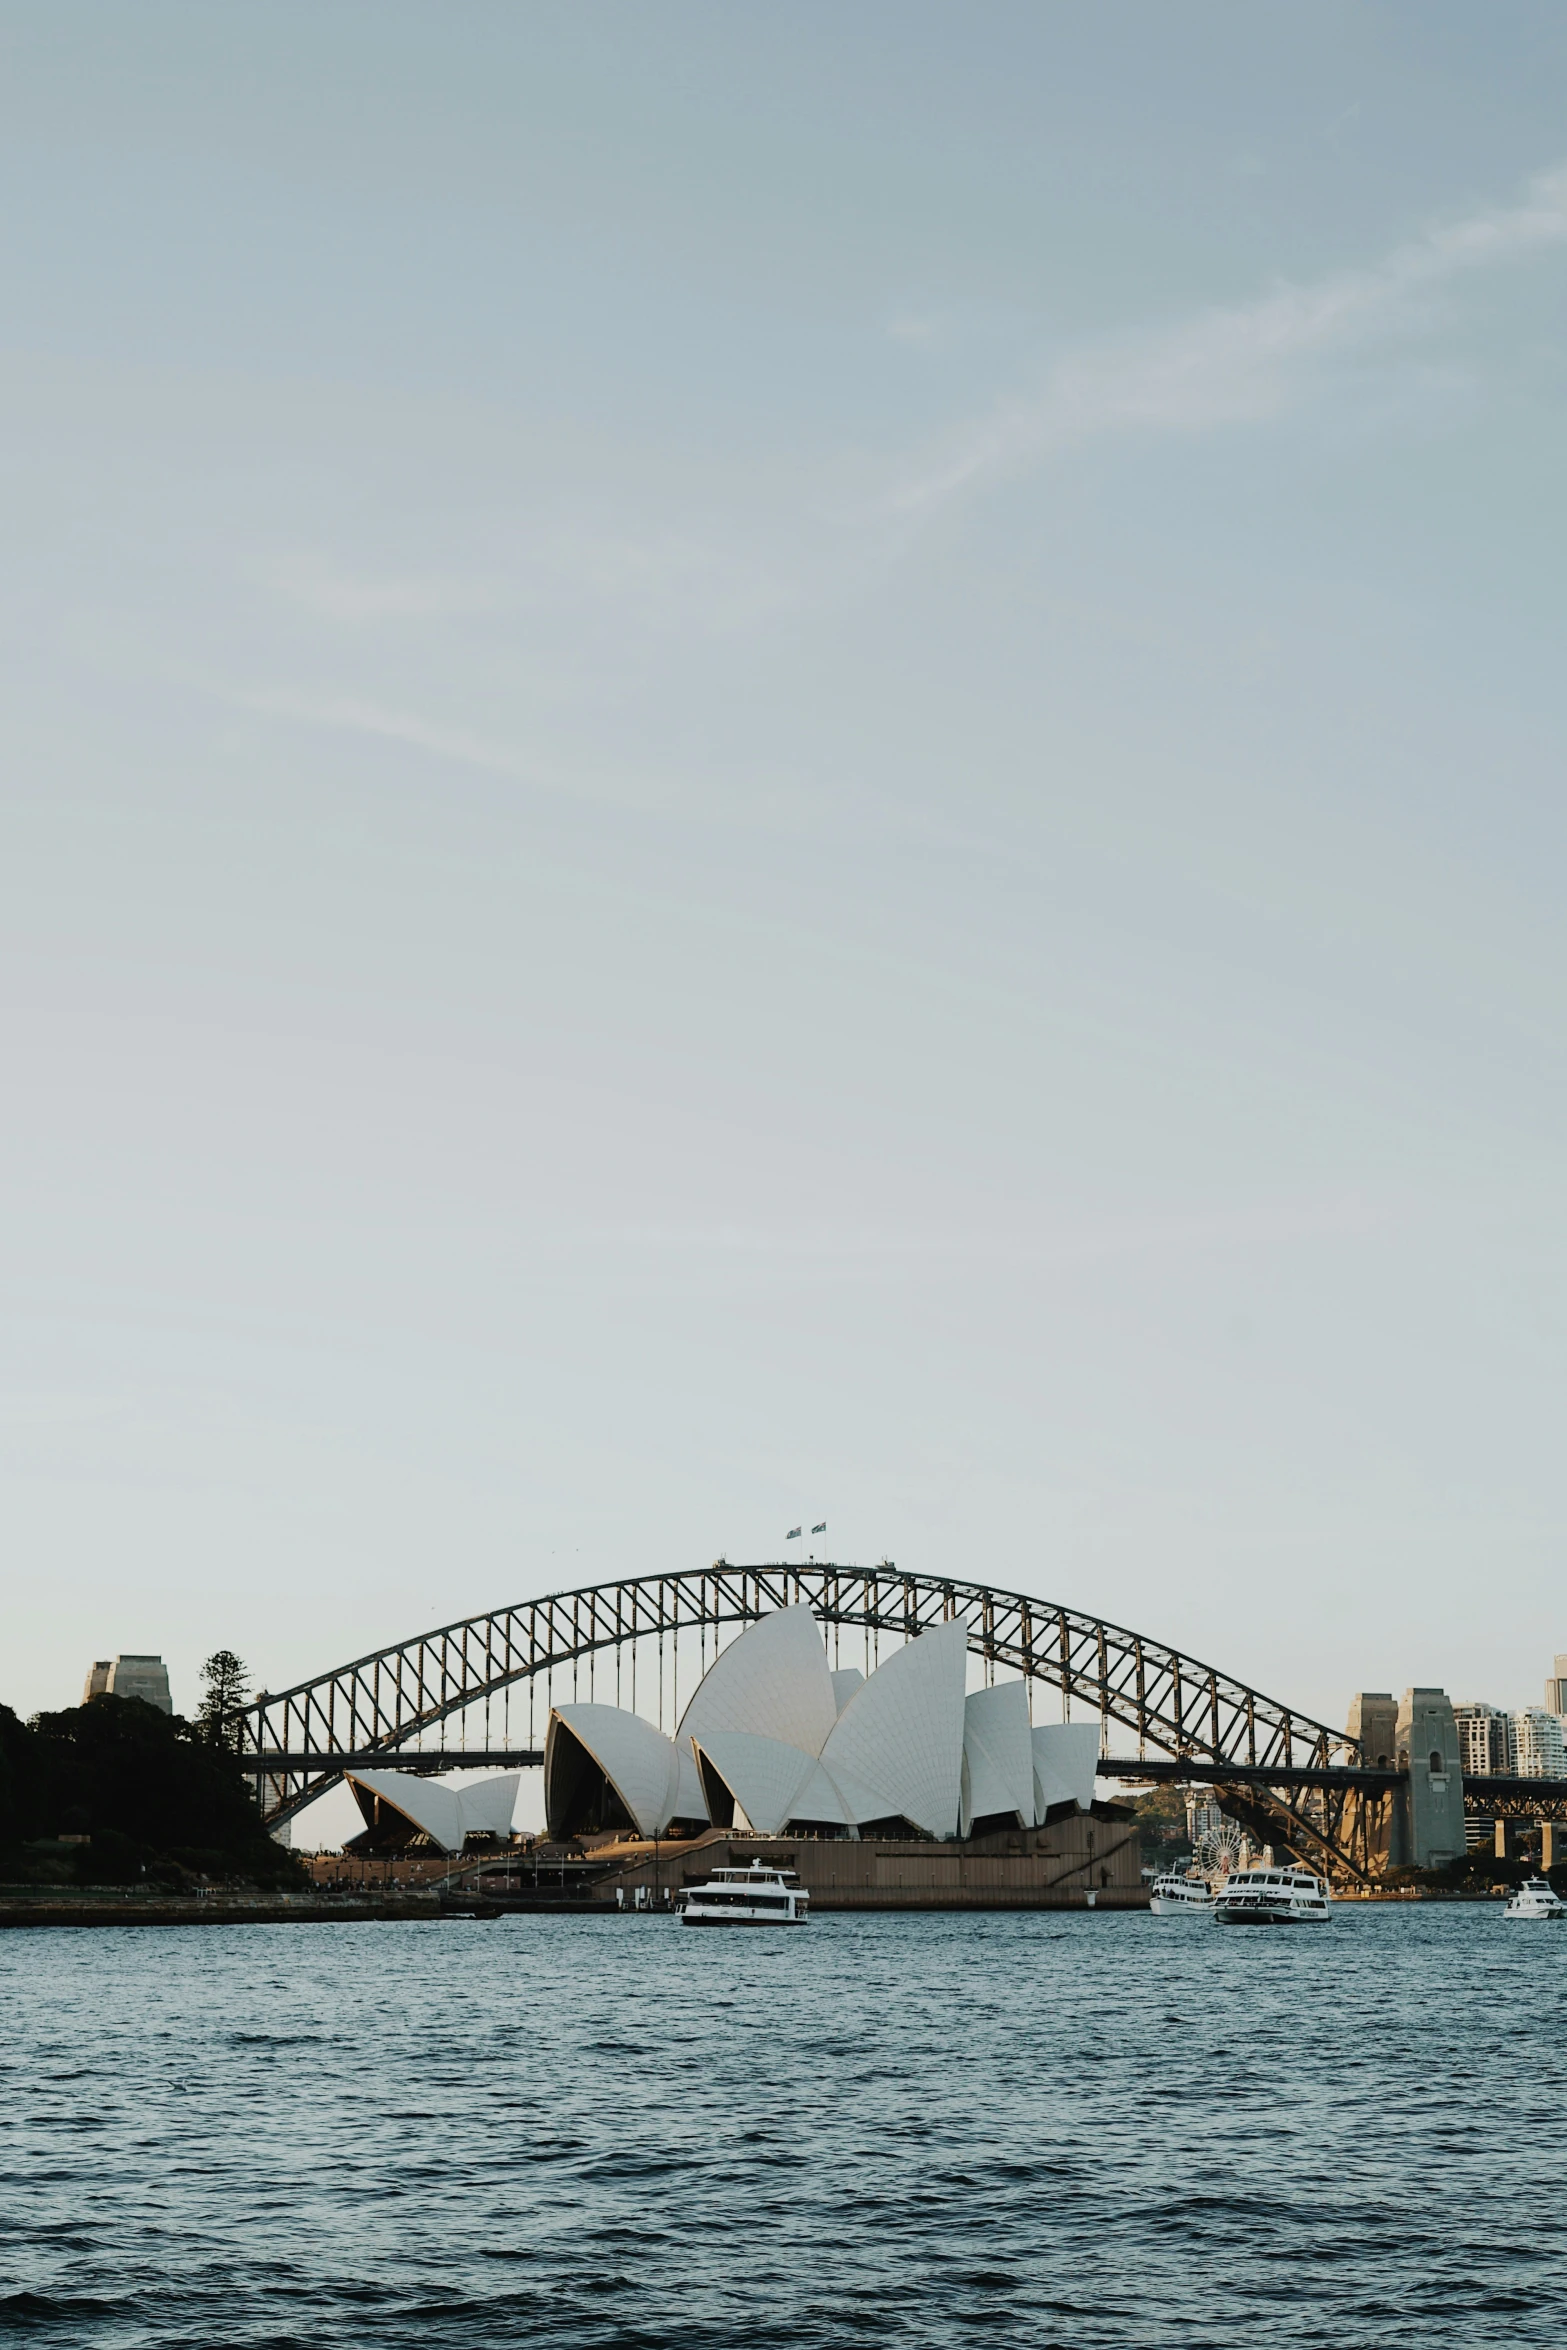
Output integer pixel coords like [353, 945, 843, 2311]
[3, 1905, 1565, 2346]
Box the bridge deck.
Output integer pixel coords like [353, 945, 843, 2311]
[243, 1749, 1567, 1809]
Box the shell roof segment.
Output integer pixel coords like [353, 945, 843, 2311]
[450, 1772, 524, 1840]
[785, 1757, 852, 1825]
[548, 1702, 683, 1837]
[671, 1738, 707, 1823]
[961, 1680, 1036, 1833]
[829, 1667, 864, 1713]
[818, 1620, 968, 1839]
[345, 1767, 519, 1855]
[1031, 1722, 1101, 1814]
[688, 1732, 817, 1836]
[346, 1768, 463, 1853]
[677, 1602, 839, 1758]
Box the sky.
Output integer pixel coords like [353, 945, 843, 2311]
[5, 3, 1567, 1751]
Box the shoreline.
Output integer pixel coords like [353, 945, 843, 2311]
[0, 1884, 1152, 1926]
[0, 1886, 1514, 1927]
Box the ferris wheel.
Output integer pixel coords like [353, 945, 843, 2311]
[1193, 1821, 1247, 1888]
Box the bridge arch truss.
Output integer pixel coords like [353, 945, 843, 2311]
[236, 1561, 1371, 1873]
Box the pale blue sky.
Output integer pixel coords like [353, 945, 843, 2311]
[5, 4, 1567, 1733]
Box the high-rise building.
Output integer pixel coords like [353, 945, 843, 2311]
[1546, 1656, 1567, 1715]
[1512, 1708, 1567, 1780]
[1185, 1792, 1225, 1844]
[1452, 1702, 1516, 1777]
[82, 1655, 173, 1714]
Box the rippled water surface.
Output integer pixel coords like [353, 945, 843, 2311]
[2, 1906, 1565, 2347]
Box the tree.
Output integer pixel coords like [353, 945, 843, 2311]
[1122, 1782, 1195, 1860]
[20, 1693, 302, 1884]
[0, 1701, 48, 1845]
[196, 1650, 250, 1751]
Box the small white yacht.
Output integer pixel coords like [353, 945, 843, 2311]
[1213, 1866, 1333, 1925]
[1149, 1868, 1217, 1917]
[1504, 1876, 1566, 1921]
[680, 1860, 810, 1927]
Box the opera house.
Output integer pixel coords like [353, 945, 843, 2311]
[341, 1605, 1100, 1853]
[545, 1604, 1101, 1842]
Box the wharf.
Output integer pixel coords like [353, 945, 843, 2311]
[502, 1807, 1149, 1912]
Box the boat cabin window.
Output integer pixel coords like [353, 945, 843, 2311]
[695, 1890, 792, 1910]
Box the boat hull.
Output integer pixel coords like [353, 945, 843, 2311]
[681, 1911, 809, 1927]
[1216, 1906, 1331, 1925]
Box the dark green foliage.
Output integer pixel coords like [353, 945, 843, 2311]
[74, 1828, 154, 1886]
[1422, 1849, 1567, 1896]
[1121, 1783, 1192, 1859]
[0, 1702, 51, 1845]
[195, 1650, 250, 1751]
[0, 1694, 302, 1887]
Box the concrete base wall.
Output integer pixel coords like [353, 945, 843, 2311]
[595, 1805, 1144, 1911]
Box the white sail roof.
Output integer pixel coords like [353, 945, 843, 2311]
[677, 1603, 839, 1757]
[521, 1609, 1090, 1848]
[785, 1757, 852, 1825]
[819, 1620, 968, 1839]
[454, 1773, 522, 1839]
[1031, 1722, 1101, 1815]
[961, 1681, 1035, 1833]
[548, 1704, 682, 1837]
[671, 1739, 708, 1824]
[345, 1768, 519, 1855]
[815, 1755, 893, 1826]
[690, 1732, 816, 1836]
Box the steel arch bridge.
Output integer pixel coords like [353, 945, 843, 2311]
[236, 1560, 1391, 1880]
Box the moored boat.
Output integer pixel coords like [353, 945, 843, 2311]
[1213, 1866, 1332, 1925]
[1149, 1869, 1216, 1917]
[680, 1859, 810, 1926]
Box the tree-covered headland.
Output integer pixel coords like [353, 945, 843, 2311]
[0, 1654, 303, 1888]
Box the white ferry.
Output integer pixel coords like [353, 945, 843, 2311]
[1504, 1876, 1566, 1921]
[1213, 1866, 1332, 1925]
[1148, 1869, 1216, 1917]
[680, 1860, 810, 1927]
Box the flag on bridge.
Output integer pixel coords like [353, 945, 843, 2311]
[811, 1522, 826, 1534]
[786, 1526, 801, 1539]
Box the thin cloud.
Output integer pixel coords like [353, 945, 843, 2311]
[234, 684, 534, 781]
[230, 680, 736, 820]
[885, 307, 946, 349]
[272, 528, 788, 634]
[275, 568, 498, 623]
[550, 1187, 1397, 1286]
[222, 681, 820, 833]
[893, 161, 1567, 514]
